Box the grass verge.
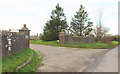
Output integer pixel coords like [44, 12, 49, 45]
[30, 40, 119, 49]
[19, 49, 42, 72]
[2, 48, 42, 72]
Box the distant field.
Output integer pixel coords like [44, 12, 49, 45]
[2, 48, 42, 72]
[30, 40, 119, 49]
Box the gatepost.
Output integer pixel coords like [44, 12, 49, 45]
[59, 29, 65, 44]
[19, 24, 30, 48]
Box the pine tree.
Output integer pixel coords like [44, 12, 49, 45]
[70, 5, 93, 36]
[42, 4, 68, 41]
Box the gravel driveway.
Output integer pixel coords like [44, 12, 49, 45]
[30, 44, 108, 72]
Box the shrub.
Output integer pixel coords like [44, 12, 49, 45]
[100, 36, 114, 43]
[42, 31, 58, 41]
[113, 35, 120, 41]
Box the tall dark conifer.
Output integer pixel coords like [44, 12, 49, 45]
[70, 5, 93, 36]
[42, 4, 68, 41]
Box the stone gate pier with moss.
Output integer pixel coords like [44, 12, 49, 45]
[0, 24, 30, 57]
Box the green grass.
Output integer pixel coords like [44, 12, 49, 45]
[2, 48, 42, 72]
[30, 40, 119, 49]
[30, 40, 60, 46]
[19, 50, 42, 72]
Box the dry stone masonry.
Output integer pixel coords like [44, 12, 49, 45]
[59, 30, 95, 44]
[0, 24, 30, 57]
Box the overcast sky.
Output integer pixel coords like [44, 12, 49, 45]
[0, 0, 119, 35]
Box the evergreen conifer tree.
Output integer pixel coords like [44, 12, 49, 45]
[70, 5, 93, 36]
[42, 4, 68, 41]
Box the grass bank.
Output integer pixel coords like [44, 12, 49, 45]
[2, 48, 42, 72]
[30, 40, 119, 49]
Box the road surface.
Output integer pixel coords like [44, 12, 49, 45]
[83, 46, 118, 72]
[30, 44, 108, 72]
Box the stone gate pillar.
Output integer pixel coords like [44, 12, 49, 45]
[59, 29, 65, 44]
[19, 24, 30, 48]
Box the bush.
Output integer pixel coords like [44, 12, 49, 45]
[113, 35, 120, 41]
[94, 37, 101, 42]
[42, 31, 58, 41]
[100, 36, 114, 43]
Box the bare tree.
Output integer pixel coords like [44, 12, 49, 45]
[94, 12, 109, 41]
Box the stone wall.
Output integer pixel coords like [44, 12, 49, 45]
[1, 24, 30, 57]
[65, 35, 95, 44]
[59, 31, 95, 44]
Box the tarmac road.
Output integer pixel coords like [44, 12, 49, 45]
[83, 46, 118, 72]
[30, 44, 108, 72]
